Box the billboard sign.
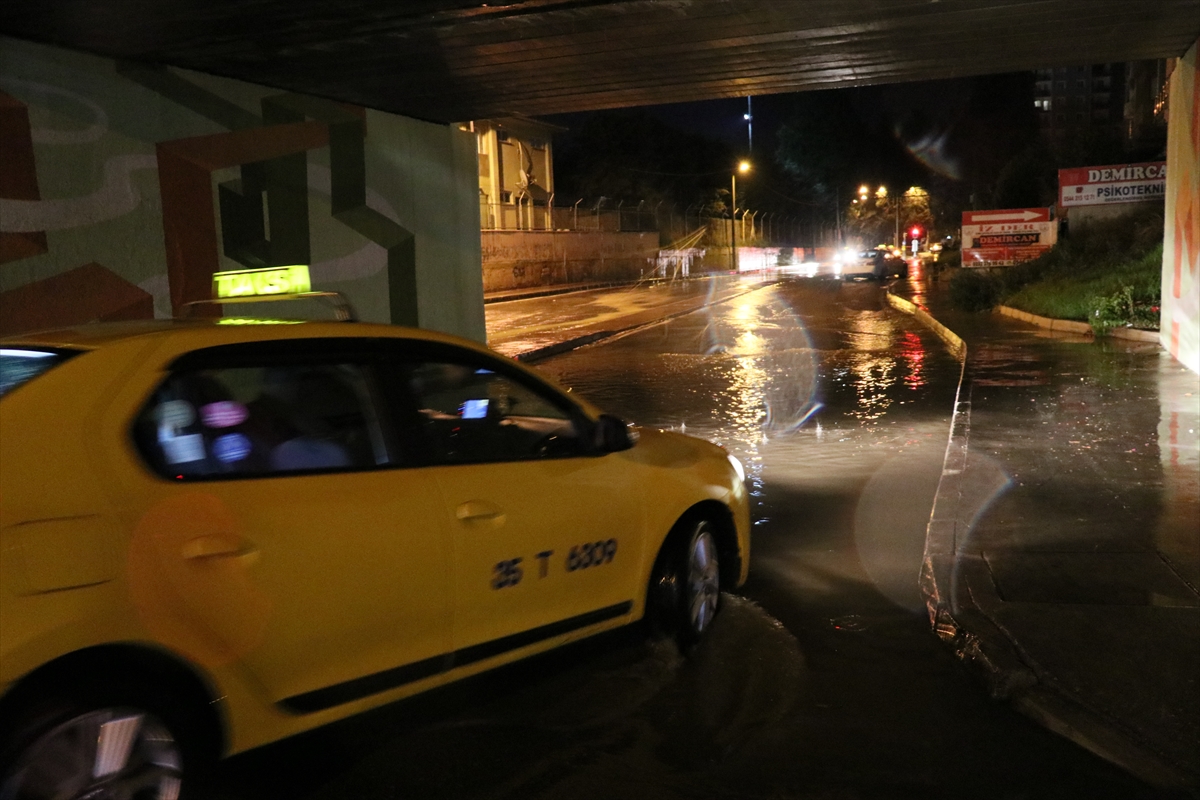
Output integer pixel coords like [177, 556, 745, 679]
[961, 208, 1056, 267]
[1058, 161, 1167, 207]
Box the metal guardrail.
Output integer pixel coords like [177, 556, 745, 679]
[479, 199, 828, 247]
[480, 200, 660, 233]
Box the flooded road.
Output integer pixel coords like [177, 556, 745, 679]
[210, 277, 1164, 799]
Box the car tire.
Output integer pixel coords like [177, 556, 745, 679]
[0, 682, 207, 800]
[647, 518, 722, 648]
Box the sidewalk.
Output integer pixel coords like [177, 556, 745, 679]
[485, 274, 774, 362]
[896, 280, 1200, 791]
[484, 277, 677, 305]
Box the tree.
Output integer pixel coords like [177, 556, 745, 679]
[550, 110, 733, 209]
[991, 142, 1058, 209]
[845, 186, 932, 246]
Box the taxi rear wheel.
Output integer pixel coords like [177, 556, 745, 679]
[647, 518, 722, 648]
[0, 687, 203, 800]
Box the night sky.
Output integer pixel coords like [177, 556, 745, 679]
[543, 73, 1034, 197]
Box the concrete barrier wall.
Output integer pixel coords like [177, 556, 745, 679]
[1162, 37, 1200, 373]
[481, 230, 661, 292]
[0, 37, 485, 341]
[481, 235, 814, 292]
[1070, 201, 1162, 228]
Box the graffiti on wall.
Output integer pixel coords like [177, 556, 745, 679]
[0, 87, 154, 332]
[0, 42, 445, 336]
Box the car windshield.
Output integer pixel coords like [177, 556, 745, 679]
[0, 348, 78, 397]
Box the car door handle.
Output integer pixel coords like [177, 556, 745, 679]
[181, 534, 259, 565]
[455, 501, 506, 527]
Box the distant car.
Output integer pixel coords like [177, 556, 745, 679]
[874, 252, 908, 279]
[0, 313, 750, 796]
[839, 250, 906, 280]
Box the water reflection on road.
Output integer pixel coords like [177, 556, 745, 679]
[538, 279, 958, 617]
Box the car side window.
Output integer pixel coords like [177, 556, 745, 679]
[134, 362, 388, 479]
[399, 358, 586, 465]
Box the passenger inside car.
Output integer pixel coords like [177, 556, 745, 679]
[136, 363, 381, 478]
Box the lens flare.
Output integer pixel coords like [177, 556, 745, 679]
[899, 127, 960, 180]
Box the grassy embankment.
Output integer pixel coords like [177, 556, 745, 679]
[947, 206, 1163, 334]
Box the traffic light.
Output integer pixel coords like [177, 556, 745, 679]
[910, 226, 922, 238]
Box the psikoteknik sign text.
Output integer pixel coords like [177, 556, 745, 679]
[1059, 161, 1167, 207]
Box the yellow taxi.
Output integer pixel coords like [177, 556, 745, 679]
[0, 278, 750, 797]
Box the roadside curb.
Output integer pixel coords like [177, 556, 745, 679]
[514, 330, 615, 363]
[886, 288, 1197, 793]
[886, 293, 966, 358]
[485, 280, 645, 305]
[995, 304, 1161, 343]
[513, 281, 776, 364]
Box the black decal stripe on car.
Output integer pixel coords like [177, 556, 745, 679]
[280, 601, 634, 714]
[452, 601, 632, 668]
[279, 654, 445, 714]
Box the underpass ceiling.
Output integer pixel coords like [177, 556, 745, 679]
[2, 0, 1199, 123]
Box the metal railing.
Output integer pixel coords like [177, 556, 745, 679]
[480, 198, 661, 233]
[480, 196, 833, 250]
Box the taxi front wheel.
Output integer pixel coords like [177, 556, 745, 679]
[647, 519, 722, 648]
[0, 688, 204, 800]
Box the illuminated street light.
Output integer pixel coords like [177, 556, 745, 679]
[732, 161, 752, 272]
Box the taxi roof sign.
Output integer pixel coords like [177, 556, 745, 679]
[188, 265, 357, 321]
[213, 265, 311, 299]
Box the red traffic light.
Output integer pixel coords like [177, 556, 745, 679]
[910, 226, 922, 237]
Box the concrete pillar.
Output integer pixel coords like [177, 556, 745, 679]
[1161, 37, 1200, 373]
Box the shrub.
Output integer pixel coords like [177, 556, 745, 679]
[949, 269, 1001, 312]
[936, 249, 961, 269]
[948, 207, 1164, 326]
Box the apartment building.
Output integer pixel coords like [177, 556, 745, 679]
[1034, 63, 1127, 142]
[462, 116, 564, 230]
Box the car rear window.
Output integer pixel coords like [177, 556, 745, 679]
[0, 348, 78, 397]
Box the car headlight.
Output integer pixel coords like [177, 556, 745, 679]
[727, 453, 745, 484]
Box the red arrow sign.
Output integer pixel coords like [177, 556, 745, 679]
[962, 208, 1050, 224]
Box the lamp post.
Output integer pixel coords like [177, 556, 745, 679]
[731, 160, 751, 272]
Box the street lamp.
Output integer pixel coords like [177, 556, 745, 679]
[731, 160, 751, 272]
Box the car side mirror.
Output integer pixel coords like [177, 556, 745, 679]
[592, 414, 634, 453]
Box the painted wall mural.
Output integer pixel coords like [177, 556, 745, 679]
[1162, 38, 1200, 374]
[0, 38, 484, 340]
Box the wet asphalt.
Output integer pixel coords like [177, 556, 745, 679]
[206, 275, 1174, 799]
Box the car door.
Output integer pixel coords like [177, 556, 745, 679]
[377, 343, 643, 663]
[119, 339, 453, 711]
